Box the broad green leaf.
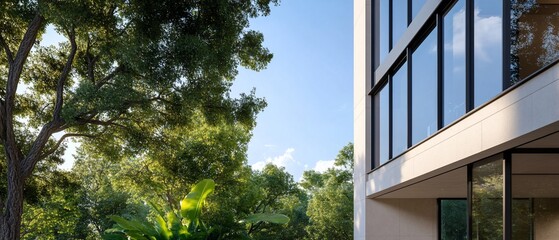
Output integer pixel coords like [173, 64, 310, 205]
[180, 179, 215, 223]
[241, 213, 290, 224]
[154, 215, 172, 240]
[108, 215, 158, 236]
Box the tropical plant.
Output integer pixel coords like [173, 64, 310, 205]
[104, 179, 289, 240]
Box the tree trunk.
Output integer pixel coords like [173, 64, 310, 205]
[0, 154, 25, 240]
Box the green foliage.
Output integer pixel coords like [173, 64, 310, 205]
[302, 143, 354, 240]
[105, 179, 290, 240]
[1, 0, 278, 235]
[241, 213, 290, 224]
[106, 179, 216, 240]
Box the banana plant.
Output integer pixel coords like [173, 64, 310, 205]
[103, 179, 290, 240]
[103, 179, 215, 240]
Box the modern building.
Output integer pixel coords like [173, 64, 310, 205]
[354, 0, 559, 239]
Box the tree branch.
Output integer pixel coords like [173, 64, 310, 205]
[75, 117, 128, 129]
[38, 133, 95, 159]
[21, 120, 63, 178]
[4, 13, 44, 177]
[95, 65, 124, 89]
[53, 27, 77, 120]
[0, 33, 13, 64]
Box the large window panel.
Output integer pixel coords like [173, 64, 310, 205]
[440, 199, 467, 240]
[392, 62, 408, 157]
[511, 1, 559, 84]
[473, 0, 503, 107]
[472, 158, 503, 240]
[376, 83, 390, 166]
[412, 27, 437, 145]
[392, 0, 408, 48]
[512, 154, 559, 239]
[379, 0, 389, 65]
[443, 0, 466, 126]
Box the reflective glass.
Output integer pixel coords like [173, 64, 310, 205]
[474, 0, 503, 107]
[412, 0, 427, 20]
[378, 83, 390, 165]
[392, 0, 408, 48]
[443, 0, 466, 126]
[392, 62, 408, 157]
[440, 199, 467, 240]
[412, 27, 437, 145]
[379, 0, 389, 64]
[472, 158, 503, 240]
[511, 1, 559, 84]
[512, 154, 559, 239]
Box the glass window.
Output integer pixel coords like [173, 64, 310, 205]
[379, 0, 389, 64]
[412, 27, 437, 145]
[510, 1, 559, 84]
[412, 0, 427, 20]
[392, 0, 408, 48]
[440, 199, 467, 240]
[474, 0, 503, 107]
[443, 0, 466, 126]
[392, 61, 408, 157]
[376, 83, 390, 166]
[472, 158, 503, 240]
[512, 153, 559, 239]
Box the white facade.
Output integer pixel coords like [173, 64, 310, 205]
[354, 0, 559, 239]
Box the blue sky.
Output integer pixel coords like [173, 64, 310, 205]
[49, 1, 354, 181]
[231, 1, 353, 180]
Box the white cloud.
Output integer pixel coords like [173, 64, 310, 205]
[251, 148, 295, 171]
[313, 160, 335, 173]
[473, 9, 502, 62]
[445, 8, 502, 63]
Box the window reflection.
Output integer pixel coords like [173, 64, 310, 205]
[392, 62, 408, 157]
[512, 154, 559, 239]
[379, 0, 389, 65]
[412, 27, 437, 145]
[378, 83, 390, 165]
[392, 0, 408, 48]
[440, 199, 467, 240]
[443, 0, 466, 126]
[511, 0, 559, 84]
[474, 0, 503, 107]
[472, 158, 503, 240]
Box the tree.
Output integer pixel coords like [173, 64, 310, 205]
[0, 0, 278, 238]
[302, 143, 353, 240]
[242, 164, 307, 240]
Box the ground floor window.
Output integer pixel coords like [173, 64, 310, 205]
[440, 199, 467, 240]
[439, 151, 559, 239]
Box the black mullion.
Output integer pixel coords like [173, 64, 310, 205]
[503, 152, 512, 240]
[502, 0, 511, 90]
[465, 0, 474, 112]
[467, 164, 472, 240]
[407, 48, 412, 148]
[388, 74, 393, 159]
[389, 0, 393, 50]
[437, 13, 444, 130]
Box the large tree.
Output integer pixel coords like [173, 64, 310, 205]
[302, 143, 353, 240]
[0, 0, 277, 238]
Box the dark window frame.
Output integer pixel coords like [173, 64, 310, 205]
[465, 149, 559, 240]
[369, 0, 558, 171]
